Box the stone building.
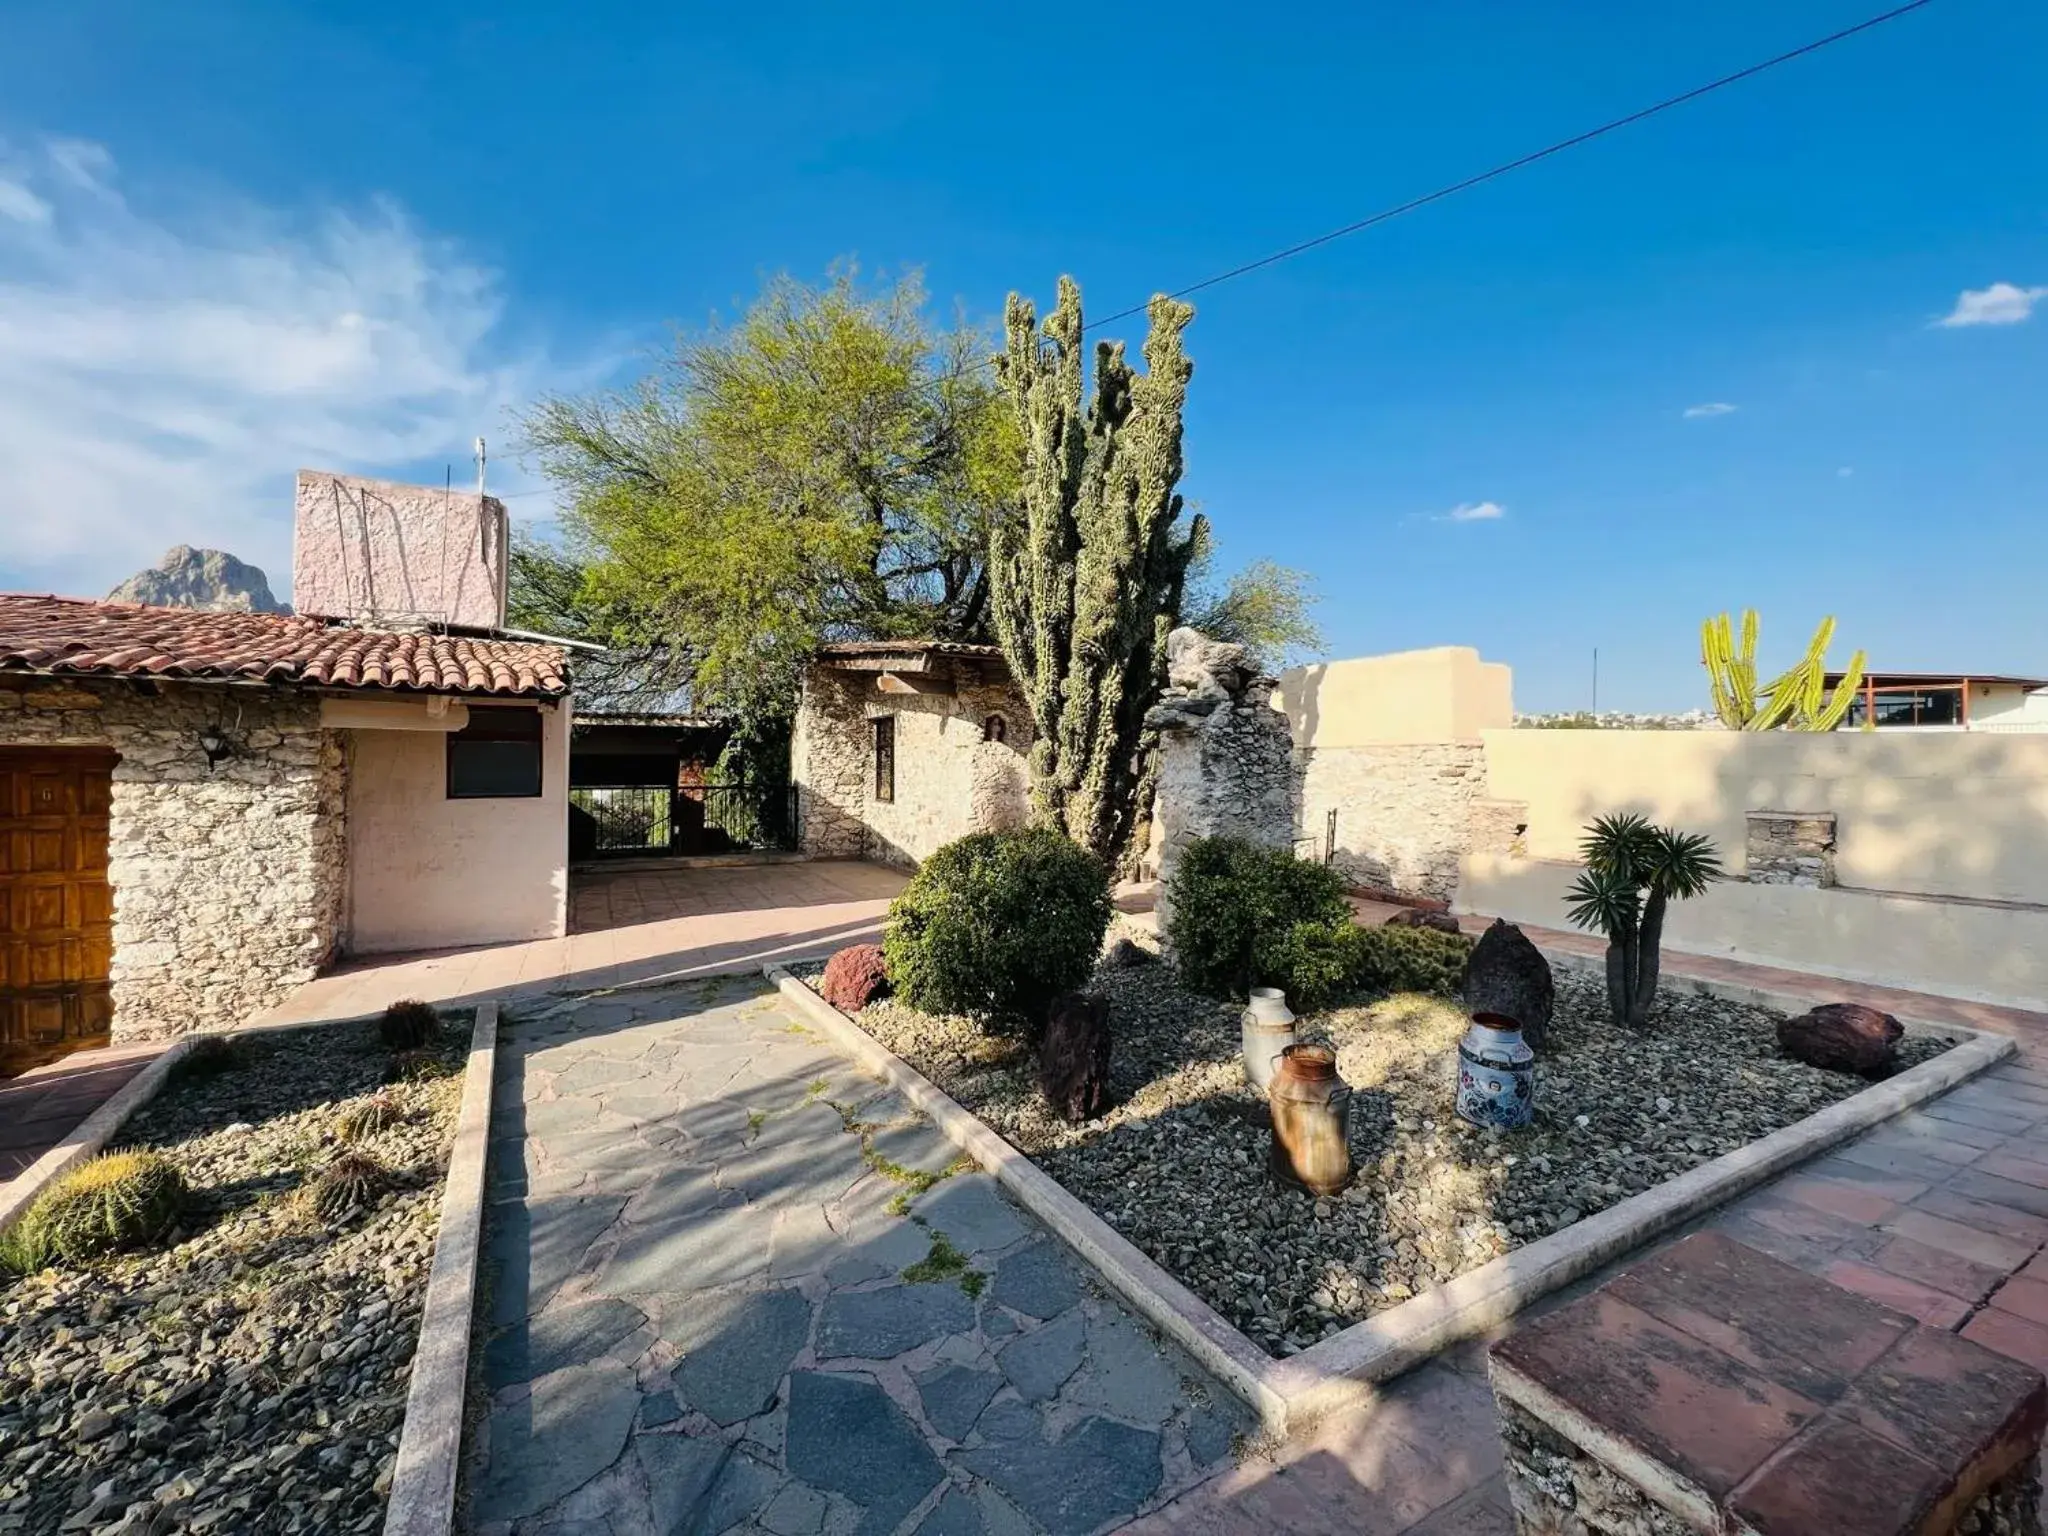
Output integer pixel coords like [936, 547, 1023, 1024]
[791, 641, 1030, 866]
[1, 479, 574, 1077]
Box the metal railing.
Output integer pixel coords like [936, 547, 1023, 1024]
[568, 782, 798, 858]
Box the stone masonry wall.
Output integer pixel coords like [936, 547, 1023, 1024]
[1745, 810, 1837, 888]
[792, 663, 1031, 866]
[0, 677, 347, 1040]
[1153, 696, 1297, 931]
[1294, 742, 1523, 903]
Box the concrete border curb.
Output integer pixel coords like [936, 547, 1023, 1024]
[0, 1038, 197, 1239]
[383, 1000, 500, 1536]
[769, 965, 2012, 1435]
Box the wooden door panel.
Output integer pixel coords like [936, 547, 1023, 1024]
[0, 748, 115, 1077]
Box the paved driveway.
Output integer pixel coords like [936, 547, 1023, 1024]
[259, 861, 909, 1030]
[469, 975, 1251, 1536]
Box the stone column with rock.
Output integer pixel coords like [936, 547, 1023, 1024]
[1145, 629, 1298, 934]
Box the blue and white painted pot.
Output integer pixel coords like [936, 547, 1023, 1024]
[1455, 1011, 1535, 1130]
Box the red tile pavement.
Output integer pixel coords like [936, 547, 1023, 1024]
[0, 1041, 161, 1192]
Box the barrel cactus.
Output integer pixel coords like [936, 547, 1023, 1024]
[379, 999, 441, 1051]
[309, 1152, 395, 1223]
[385, 1049, 455, 1084]
[0, 1151, 186, 1272]
[335, 1093, 400, 1144]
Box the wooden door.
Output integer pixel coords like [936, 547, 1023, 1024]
[0, 749, 115, 1076]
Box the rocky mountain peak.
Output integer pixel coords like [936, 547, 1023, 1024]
[107, 546, 290, 614]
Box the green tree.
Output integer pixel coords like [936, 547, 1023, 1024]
[990, 277, 1203, 862]
[521, 267, 1018, 727]
[1182, 542, 1323, 666]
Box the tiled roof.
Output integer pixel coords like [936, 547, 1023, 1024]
[814, 639, 1005, 658]
[0, 594, 569, 697]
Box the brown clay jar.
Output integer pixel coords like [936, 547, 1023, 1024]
[1267, 1043, 1353, 1196]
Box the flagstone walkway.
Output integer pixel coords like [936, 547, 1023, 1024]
[468, 974, 1252, 1536]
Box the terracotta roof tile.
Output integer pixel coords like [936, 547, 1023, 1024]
[0, 594, 569, 697]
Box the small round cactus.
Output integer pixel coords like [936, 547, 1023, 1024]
[378, 999, 441, 1052]
[308, 1151, 394, 1223]
[0, 1151, 186, 1271]
[384, 1049, 455, 1085]
[173, 1033, 242, 1079]
[334, 1092, 400, 1144]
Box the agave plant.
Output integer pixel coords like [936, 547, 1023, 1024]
[1564, 813, 1723, 1027]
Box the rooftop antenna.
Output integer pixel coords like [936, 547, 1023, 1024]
[474, 436, 487, 499]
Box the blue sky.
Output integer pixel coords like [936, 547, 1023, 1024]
[1, 1, 2041, 710]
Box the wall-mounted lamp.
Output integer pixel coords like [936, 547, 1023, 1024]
[197, 725, 235, 770]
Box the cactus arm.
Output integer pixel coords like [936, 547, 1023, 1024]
[1812, 648, 1866, 731]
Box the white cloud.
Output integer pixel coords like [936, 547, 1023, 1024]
[0, 136, 590, 598]
[0, 178, 50, 225]
[1682, 401, 1737, 419]
[1438, 500, 1506, 523]
[1936, 282, 2047, 328]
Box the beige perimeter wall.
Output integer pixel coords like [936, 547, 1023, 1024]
[1461, 729, 2048, 1007]
[344, 701, 569, 953]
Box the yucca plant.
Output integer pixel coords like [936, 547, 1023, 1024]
[1564, 814, 1723, 1027]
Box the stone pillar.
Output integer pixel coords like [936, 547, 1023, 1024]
[1146, 629, 1298, 933]
[1745, 810, 1837, 887]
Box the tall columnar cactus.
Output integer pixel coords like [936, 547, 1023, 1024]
[1701, 610, 1866, 731]
[990, 277, 1203, 861]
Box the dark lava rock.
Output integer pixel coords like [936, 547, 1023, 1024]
[1382, 907, 1463, 936]
[1778, 1003, 1904, 1078]
[1462, 919, 1555, 1051]
[1039, 992, 1112, 1123]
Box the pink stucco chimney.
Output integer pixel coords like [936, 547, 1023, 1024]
[291, 469, 510, 629]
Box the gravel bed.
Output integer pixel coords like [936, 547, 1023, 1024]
[840, 950, 1957, 1357]
[0, 1017, 469, 1535]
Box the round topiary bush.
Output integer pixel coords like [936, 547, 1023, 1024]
[379, 999, 441, 1052]
[883, 828, 1112, 1031]
[820, 943, 891, 1012]
[1166, 836, 1355, 1000]
[0, 1151, 186, 1273]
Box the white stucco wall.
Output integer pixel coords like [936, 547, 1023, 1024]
[343, 701, 569, 953]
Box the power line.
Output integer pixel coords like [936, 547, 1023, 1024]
[1086, 0, 1941, 331]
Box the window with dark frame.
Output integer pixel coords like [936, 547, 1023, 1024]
[447, 705, 545, 798]
[872, 716, 895, 803]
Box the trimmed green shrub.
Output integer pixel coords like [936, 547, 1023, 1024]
[0, 1151, 186, 1273]
[378, 999, 441, 1052]
[1167, 837, 1353, 999]
[1349, 923, 1472, 999]
[883, 829, 1112, 1030]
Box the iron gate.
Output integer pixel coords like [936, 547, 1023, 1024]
[568, 782, 799, 858]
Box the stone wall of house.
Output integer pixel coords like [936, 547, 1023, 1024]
[0, 677, 348, 1040]
[1294, 743, 1525, 903]
[792, 662, 1031, 866]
